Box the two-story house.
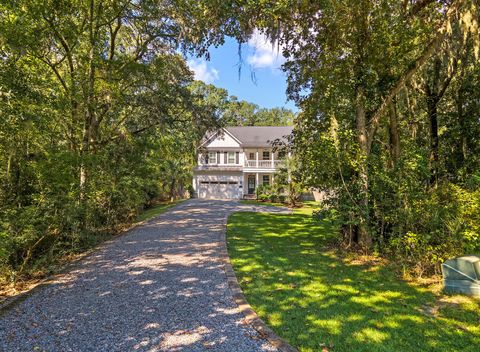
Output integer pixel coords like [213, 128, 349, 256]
[193, 126, 293, 199]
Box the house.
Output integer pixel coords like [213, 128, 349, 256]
[193, 126, 293, 199]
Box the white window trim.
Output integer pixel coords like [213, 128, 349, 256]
[208, 151, 217, 164]
[262, 175, 270, 185]
[227, 151, 235, 164]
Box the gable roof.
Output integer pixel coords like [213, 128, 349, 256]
[225, 126, 293, 147]
[199, 128, 242, 148]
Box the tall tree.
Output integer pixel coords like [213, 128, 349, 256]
[219, 0, 479, 247]
[0, 0, 225, 198]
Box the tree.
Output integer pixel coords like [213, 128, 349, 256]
[0, 0, 226, 198]
[203, 0, 480, 273]
[274, 156, 304, 206]
[187, 81, 296, 126]
[0, 0, 230, 282]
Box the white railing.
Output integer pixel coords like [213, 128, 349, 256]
[244, 160, 285, 169]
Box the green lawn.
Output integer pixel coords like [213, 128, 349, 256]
[226, 204, 480, 352]
[240, 199, 287, 207]
[136, 199, 184, 222]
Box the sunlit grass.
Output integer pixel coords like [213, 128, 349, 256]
[226, 204, 480, 352]
[240, 199, 286, 207]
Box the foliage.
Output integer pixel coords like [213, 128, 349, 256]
[273, 156, 304, 206]
[0, 0, 229, 284]
[227, 205, 480, 352]
[214, 0, 480, 275]
[256, 184, 275, 202]
[189, 81, 296, 127]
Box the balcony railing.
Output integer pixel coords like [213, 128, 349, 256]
[244, 160, 285, 168]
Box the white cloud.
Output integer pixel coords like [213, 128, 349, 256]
[247, 30, 285, 70]
[187, 59, 219, 84]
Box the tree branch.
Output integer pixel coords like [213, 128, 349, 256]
[42, 14, 75, 75]
[366, 34, 444, 150]
[437, 55, 459, 101]
[39, 57, 69, 93]
[406, 0, 437, 18]
[109, 17, 122, 60]
[366, 0, 462, 151]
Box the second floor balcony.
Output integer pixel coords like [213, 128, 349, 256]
[244, 159, 285, 169]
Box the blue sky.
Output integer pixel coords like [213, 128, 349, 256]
[186, 33, 298, 112]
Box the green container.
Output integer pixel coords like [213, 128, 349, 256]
[441, 255, 480, 296]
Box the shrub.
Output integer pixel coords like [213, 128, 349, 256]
[382, 182, 479, 276]
[259, 194, 270, 202]
[187, 184, 195, 198]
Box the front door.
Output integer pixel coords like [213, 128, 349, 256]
[247, 175, 256, 194]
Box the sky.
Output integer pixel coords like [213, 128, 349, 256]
[186, 32, 298, 112]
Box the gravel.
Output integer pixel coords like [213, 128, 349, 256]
[0, 199, 290, 352]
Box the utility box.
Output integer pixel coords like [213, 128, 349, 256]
[442, 255, 480, 296]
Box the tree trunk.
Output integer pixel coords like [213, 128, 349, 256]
[427, 98, 439, 186]
[456, 79, 467, 167]
[388, 99, 401, 166]
[79, 0, 98, 200]
[425, 57, 441, 188]
[355, 85, 372, 248]
[170, 179, 176, 202]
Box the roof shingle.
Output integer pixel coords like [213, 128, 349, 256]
[225, 126, 293, 147]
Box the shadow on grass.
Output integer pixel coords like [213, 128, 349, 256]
[227, 211, 480, 352]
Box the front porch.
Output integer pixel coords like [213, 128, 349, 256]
[242, 172, 274, 197]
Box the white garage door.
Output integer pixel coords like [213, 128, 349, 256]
[198, 180, 239, 199]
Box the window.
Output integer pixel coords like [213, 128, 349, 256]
[262, 151, 270, 160]
[262, 175, 270, 185]
[228, 152, 235, 164]
[249, 152, 255, 160]
[208, 151, 216, 164]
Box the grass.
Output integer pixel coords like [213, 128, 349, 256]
[240, 199, 318, 209]
[226, 203, 480, 352]
[240, 199, 287, 207]
[136, 199, 184, 222]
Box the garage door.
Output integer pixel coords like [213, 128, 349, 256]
[198, 181, 239, 199]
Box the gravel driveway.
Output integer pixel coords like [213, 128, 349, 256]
[0, 199, 290, 352]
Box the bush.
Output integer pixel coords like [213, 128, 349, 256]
[258, 194, 270, 202]
[278, 195, 286, 203]
[187, 184, 195, 198]
[370, 179, 480, 277]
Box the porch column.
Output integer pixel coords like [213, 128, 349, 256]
[271, 150, 274, 168]
[287, 152, 292, 182]
[256, 150, 259, 167]
[256, 173, 259, 190]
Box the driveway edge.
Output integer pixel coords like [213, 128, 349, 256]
[0, 200, 185, 315]
[220, 213, 298, 352]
